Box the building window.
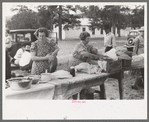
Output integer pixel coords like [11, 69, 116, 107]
[82, 27, 86, 31]
[92, 29, 95, 35]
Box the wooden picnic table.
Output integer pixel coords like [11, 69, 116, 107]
[5, 61, 144, 100]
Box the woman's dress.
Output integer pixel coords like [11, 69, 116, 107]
[31, 39, 56, 75]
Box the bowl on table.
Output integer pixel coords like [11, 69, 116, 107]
[40, 73, 52, 82]
[7, 77, 32, 91]
[27, 75, 41, 84]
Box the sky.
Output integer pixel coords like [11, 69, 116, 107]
[3, 2, 145, 17]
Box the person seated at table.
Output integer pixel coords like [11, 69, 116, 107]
[19, 44, 33, 72]
[69, 31, 103, 99]
[30, 27, 59, 75]
[11, 43, 26, 65]
[69, 31, 102, 68]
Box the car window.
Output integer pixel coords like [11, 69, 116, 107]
[135, 32, 139, 35]
[10, 33, 32, 43]
[137, 32, 140, 35]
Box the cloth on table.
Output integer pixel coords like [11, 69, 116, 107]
[132, 54, 144, 62]
[75, 62, 103, 74]
[132, 53, 144, 66]
[51, 70, 72, 79]
[104, 48, 118, 61]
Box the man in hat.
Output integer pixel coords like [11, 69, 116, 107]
[133, 28, 144, 55]
[104, 24, 116, 52]
[19, 44, 33, 71]
[132, 28, 144, 90]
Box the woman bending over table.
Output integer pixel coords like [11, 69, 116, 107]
[30, 27, 59, 75]
[69, 31, 102, 68]
[69, 31, 103, 99]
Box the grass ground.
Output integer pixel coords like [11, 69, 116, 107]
[11, 36, 144, 100]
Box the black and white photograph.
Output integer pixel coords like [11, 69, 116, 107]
[2, 2, 147, 120]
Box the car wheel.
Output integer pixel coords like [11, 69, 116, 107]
[127, 38, 134, 45]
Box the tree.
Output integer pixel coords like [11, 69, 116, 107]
[58, 6, 62, 40]
[37, 5, 81, 40]
[53, 6, 81, 30]
[100, 5, 122, 35]
[131, 5, 144, 29]
[116, 6, 131, 37]
[76, 5, 103, 31]
[6, 11, 41, 29]
[37, 5, 58, 30]
[11, 5, 30, 13]
[6, 5, 41, 29]
[77, 5, 123, 35]
[77, 5, 134, 37]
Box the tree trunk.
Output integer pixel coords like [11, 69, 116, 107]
[49, 15, 53, 31]
[112, 23, 116, 35]
[59, 5, 62, 40]
[50, 18, 53, 31]
[118, 28, 121, 37]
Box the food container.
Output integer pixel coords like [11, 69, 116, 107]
[7, 77, 32, 91]
[122, 59, 132, 67]
[69, 66, 75, 77]
[98, 59, 122, 73]
[41, 73, 52, 82]
[122, 51, 132, 67]
[27, 75, 41, 84]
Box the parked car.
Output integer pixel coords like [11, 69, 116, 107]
[125, 28, 144, 51]
[9, 29, 57, 57]
[127, 30, 140, 40]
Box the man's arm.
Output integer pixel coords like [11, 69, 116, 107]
[80, 51, 99, 60]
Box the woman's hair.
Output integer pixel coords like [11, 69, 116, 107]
[6, 28, 10, 34]
[79, 31, 90, 40]
[34, 27, 49, 37]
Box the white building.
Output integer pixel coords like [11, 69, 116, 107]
[53, 18, 131, 40]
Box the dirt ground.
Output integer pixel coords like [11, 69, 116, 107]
[11, 37, 144, 100]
